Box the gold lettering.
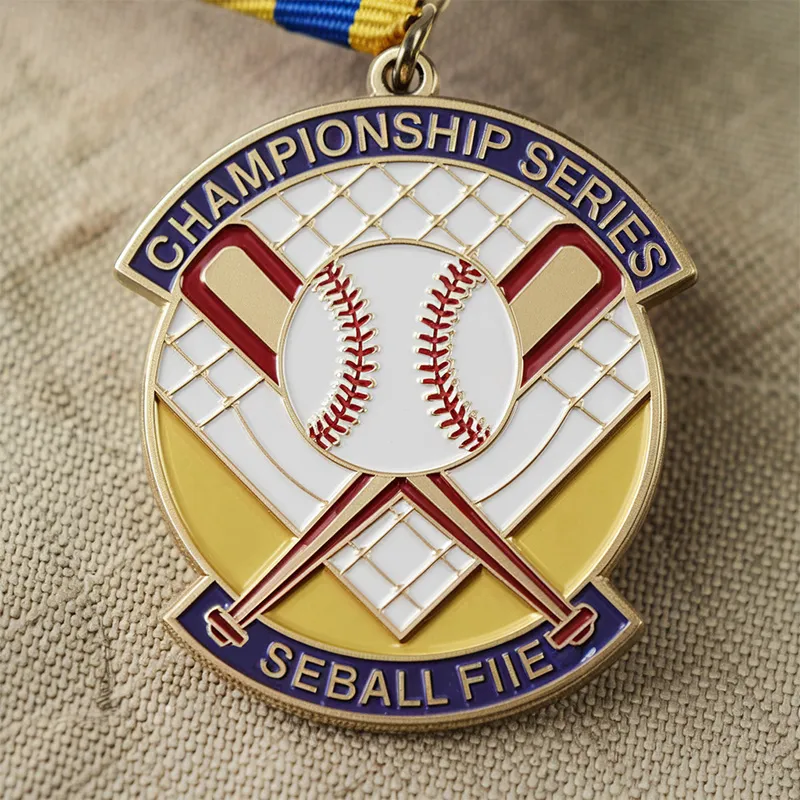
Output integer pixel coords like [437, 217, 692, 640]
[629, 242, 667, 278]
[203, 180, 238, 221]
[517, 640, 553, 681]
[487, 657, 504, 693]
[393, 112, 424, 150]
[358, 669, 391, 706]
[146, 235, 183, 270]
[477, 123, 511, 160]
[260, 642, 293, 679]
[356, 113, 388, 151]
[520, 141, 555, 182]
[501, 652, 520, 688]
[598, 199, 627, 230]
[607, 212, 650, 254]
[458, 662, 486, 701]
[168, 201, 212, 245]
[316, 119, 352, 158]
[546, 157, 586, 202]
[422, 670, 448, 706]
[291, 653, 325, 694]
[267, 136, 297, 176]
[297, 126, 317, 164]
[397, 671, 421, 707]
[326, 663, 358, 701]
[463, 118, 477, 157]
[571, 175, 613, 221]
[226, 148, 275, 197]
[427, 113, 460, 153]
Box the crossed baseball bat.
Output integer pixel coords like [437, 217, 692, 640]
[193, 225, 615, 651]
[206, 471, 597, 650]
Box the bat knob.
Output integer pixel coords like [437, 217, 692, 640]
[206, 606, 249, 648]
[545, 604, 598, 650]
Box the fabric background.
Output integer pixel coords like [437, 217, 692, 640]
[0, 0, 797, 797]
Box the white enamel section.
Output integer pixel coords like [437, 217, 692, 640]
[476, 177, 528, 214]
[341, 560, 394, 608]
[245, 196, 298, 243]
[582, 377, 634, 424]
[406, 511, 451, 550]
[406, 560, 459, 607]
[507, 196, 563, 242]
[476, 226, 524, 276]
[369, 523, 434, 586]
[351, 227, 388, 246]
[450, 280, 519, 430]
[328, 543, 360, 573]
[167, 301, 199, 338]
[382, 162, 430, 185]
[447, 166, 483, 186]
[382, 596, 420, 631]
[325, 496, 472, 635]
[423, 227, 464, 252]
[348, 169, 399, 215]
[449, 381, 569, 501]
[172, 379, 223, 423]
[326, 165, 366, 185]
[448, 298, 649, 532]
[444, 546, 473, 572]
[157, 346, 194, 393]
[206, 351, 257, 397]
[350, 511, 398, 551]
[581, 320, 632, 365]
[281, 176, 336, 215]
[176, 322, 228, 366]
[282, 243, 520, 475]
[611, 301, 637, 335]
[479, 410, 602, 530]
[547, 349, 602, 397]
[313, 197, 367, 246]
[281, 228, 331, 277]
[413, 169, 466, 215]
[381, 198, 433, 238]
[203, 410, 322, 531]
[443, 197, 495, 246]
[237, 384, 354, 501]
[614, 344, 648, 391]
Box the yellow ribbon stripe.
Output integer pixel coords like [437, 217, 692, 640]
[202, 0, 420, 55]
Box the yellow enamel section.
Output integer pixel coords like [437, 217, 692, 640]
[156, 398, 651, 657]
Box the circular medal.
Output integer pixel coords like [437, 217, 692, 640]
[117, 93, 695, 729]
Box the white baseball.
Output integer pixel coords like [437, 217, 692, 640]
[281, 242, 520, 475]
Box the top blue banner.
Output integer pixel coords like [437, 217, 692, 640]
[128, 103, 681, 295]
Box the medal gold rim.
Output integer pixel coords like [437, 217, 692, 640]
[119, 95, 695, 730]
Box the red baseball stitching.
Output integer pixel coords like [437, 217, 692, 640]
[417, 260, 491, 452]
[308, 261, 378, 449]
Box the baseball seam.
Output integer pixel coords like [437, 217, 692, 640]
[308, 261, 378, 449]
[416, 260, 491, 452]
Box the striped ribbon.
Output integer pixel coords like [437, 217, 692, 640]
[202, 0, 421, 54]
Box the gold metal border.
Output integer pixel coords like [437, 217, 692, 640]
[119, 95, 695, 731]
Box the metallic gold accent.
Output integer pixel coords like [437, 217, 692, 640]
[368, 47, 440, 97]
[511, 246, 601, 353]
[203, 246, 291, 352]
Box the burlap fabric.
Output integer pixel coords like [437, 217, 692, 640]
[0, 1, 797, 797]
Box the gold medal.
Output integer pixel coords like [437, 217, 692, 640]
[117, 1, 695, 729]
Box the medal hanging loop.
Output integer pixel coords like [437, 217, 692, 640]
[367, 0, 449, 97]
[393, 1, 446, 92]
[367, 47, 439, 97]
[367, 0, 446, 97]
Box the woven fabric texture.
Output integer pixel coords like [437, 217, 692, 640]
[0, 1, 797, 797]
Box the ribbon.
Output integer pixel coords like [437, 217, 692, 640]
[202, 0, 421, 54]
